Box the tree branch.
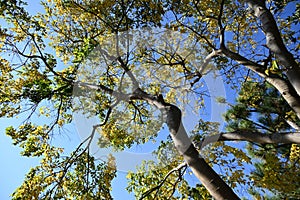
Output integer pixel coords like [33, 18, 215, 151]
[217, 1, 300, 120]
[220, 46, 300, 120]
[77, 80, 240, 199]
[244, 1, 298, 67]
[198, 49, 222, 74]
[195, 131, 300, 149]
[244, 0, 300, 104]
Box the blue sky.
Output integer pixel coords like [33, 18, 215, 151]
[0, 3, 159, 199]
[0, 67, 227, 199]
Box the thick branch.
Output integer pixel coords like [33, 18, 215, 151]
[170, 119, 240, 200]
[196, 131, 300, 149]
[220, 47, 300, 120]
[217, 1, 300, 119]
[106, 87, 238, 199]
[244, 0, 300, 97]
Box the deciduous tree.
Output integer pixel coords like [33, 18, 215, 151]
[1, 0, 299, 199]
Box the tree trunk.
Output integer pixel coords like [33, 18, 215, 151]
[81, 84, 241, 199]
[129, 88, 240, 199]
[164, 105, 240, 200]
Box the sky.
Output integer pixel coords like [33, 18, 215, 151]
[0, 65, 226, 198]
[0, 2, 174, 199]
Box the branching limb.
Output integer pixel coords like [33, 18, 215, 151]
[167, 164, 187, 199]
[198, 49, 222, 74]
[7, 32, 72, 83]
[97, 46, 140, 88]
[43, 96, 118, 198]
[241, 0, 300, 118]
[128, 88, 241, 199]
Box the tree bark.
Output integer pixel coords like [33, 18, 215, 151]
[80, 81, 241, 199]
[80, 78, 241, 199]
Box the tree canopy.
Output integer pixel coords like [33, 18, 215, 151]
[1, 0, 300, 199]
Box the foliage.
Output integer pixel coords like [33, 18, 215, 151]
[11, 148, 116, 200]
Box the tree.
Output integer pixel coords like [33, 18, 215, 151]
[1, 0, 299, 199]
